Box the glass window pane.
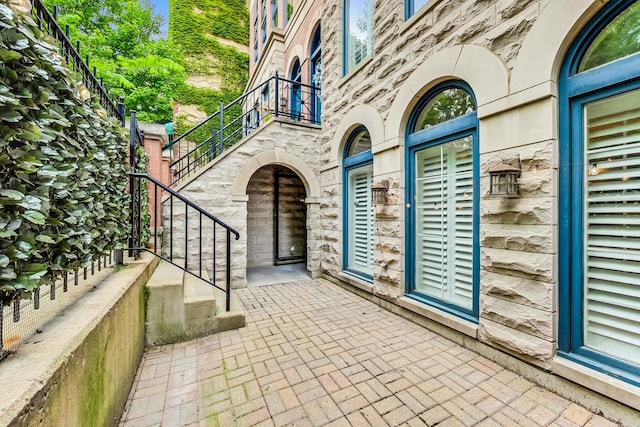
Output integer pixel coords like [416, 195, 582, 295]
[347, 129, 372, 156]
[346, 0, 374, 72]
[583, 88, 640, 364]
[579, 1, 640, 73]
[413, 88, 476, 132]
[409, 0, 429, 17]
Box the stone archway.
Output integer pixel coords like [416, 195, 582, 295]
[233, 150, 321, 284]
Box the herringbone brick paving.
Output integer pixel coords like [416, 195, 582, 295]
[119, 279, 617, 426]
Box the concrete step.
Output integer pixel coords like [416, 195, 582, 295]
[145, 260, 186, 346]
[145, 260, 245, 346]
[212, 285, 245, 333]
[183, 271, 216, 339]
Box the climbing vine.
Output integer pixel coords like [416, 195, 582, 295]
[0, 3, 129, 304]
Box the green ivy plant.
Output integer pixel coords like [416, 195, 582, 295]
[135, 144, 151, 248]
[0, 2, 129, 305]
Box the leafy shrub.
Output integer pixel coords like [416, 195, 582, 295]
[0, 3, 129, 304]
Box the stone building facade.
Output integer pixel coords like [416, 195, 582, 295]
[173, 0, 640, 420]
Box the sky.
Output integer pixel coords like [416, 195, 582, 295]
[147, 0, 168, 35]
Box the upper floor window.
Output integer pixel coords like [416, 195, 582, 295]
[271, 0, 278, 28]
[344, 0, 374, 74]
[261, 0, 267, 43]
[405, 0, 429, 19]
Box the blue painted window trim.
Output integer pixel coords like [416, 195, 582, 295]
[405, 81, 480, 322]
[290, 59, 302, 120]
[342, 126, 374, 282]
[342, 0, 373, 76]
[558, 0, 640, 387]
[310, 26, 322, 125]
[404, 0, 428, 20]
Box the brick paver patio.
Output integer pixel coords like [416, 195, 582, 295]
[119, 279, 617, 426]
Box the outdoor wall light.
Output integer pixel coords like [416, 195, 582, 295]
[372, 180, 389, 205]
[488, 156, 521, 198]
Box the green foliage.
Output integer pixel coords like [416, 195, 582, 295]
[169, 0, 249, 48]
[135, 146, 151, 247]
[175, 85, 240, 115]
[579, 1, 640, 72]
[44, 0, 185, 122]
[0, 3, 129, 304]
[169, 0, 249, 93]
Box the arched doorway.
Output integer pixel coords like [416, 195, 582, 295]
[246, 164, 309, 286]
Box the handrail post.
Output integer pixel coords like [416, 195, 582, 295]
[117, 97, 125, 127]
[226, 229, 231, 312]
[219, 101, 225, 154]
[128, 111, 137, 257]
[274, 72, 279, 117]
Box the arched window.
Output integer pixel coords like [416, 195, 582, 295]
[290, 58, 302, 120]
[343, 127, 373, 280]
[559, 0, 640, 386]
[406, 82, 479, 321]
[310, 25, 322, 124]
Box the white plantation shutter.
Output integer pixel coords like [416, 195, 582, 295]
[415, 136, 473, 309]
[348, 167, 373, 273]
[452, 141, 473, 307]
[583, 89, 640, 363]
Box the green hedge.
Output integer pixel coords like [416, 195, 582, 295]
[0, 3, 129, 304]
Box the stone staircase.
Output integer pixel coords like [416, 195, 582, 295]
[145, 260, 245, 346]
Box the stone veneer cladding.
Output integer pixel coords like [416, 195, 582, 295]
[319, 0, 558, 368]
[166, 0, 640, 414]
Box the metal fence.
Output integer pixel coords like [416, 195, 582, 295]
[0, 253, 117, 360]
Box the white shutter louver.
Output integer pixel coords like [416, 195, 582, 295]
[583, 89, 640, 363]
[348, 167, 373, 274]
[415, 136, 473, 309]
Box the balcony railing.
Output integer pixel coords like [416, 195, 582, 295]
[166, 73, 321, 186]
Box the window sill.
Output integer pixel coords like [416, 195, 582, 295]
[397, 296, 478, 338]
[337, 271, 374, 293]
[553, 355, 640, 412]
[338, 55, 374, 89]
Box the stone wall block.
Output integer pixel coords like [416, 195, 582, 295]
[481, 295, 554, 340]
[480, 270, 554, 311]
[481, 223, 554, 253]
[481, 197, 554, 225]
[482, 247, 555, 282]
[479, 318, 555, 366]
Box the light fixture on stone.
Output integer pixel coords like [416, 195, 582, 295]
[372, 180, 389, 205]
[488, 156, 521, 198]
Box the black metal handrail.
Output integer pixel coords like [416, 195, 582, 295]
[127, 173, 240, 311]
[31, 0, 123, 120]
[165, 72, 321, 186]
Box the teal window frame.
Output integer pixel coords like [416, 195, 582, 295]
[405, 81, 479, 322]
[558, 0, 640, 387]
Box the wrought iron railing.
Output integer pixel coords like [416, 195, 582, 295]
[31, 0, 123, 120]
[127, 113, 240, 311]
[166, 72, 321, 186]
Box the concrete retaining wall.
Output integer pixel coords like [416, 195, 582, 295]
[0, 254, 158, 427]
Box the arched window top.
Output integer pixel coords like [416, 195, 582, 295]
[578, 0, 640, 73]
[290, 58, 301, 81]
[345, 126, 372, 158]
[410, 84, 476, 133]
[310, 25, 321, 56]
